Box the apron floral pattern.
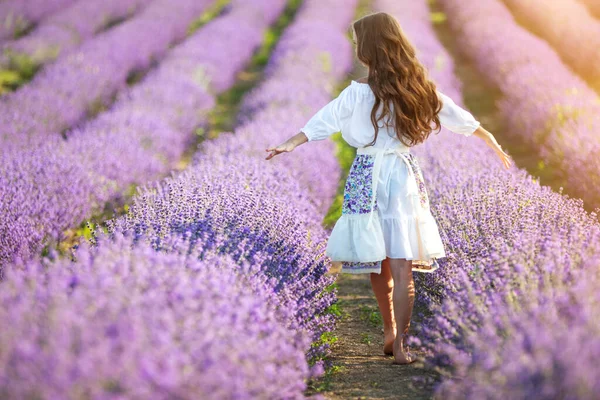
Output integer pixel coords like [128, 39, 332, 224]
[405, 153, 430, 209]
[342, 154, 377, 215]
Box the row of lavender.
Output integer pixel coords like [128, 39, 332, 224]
[0, 0, 154, 70]
[0, 0, 77, 41]
[0, 0, 213, 144]
[439, 0, 600, 209]
[108, 0, 355, 359]
[0, 0, 356, 396]
[376, 0, 600, 398]
[1, 234, 316, 398]
[501, 0, 600, 89]
[0, 1, 284, 268]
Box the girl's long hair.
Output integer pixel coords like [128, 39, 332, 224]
[353, 12, 442, 147]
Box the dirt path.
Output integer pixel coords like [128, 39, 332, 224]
[306, 2, 443, 397]
[307, 270, 440, 399]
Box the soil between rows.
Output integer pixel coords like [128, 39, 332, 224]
[307, 270, 441, 399]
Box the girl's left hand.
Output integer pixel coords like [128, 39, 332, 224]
[493, 145, 513, 169]
[265, 141, 295, 160]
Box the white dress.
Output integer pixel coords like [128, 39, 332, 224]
[300, 80, 480, 274]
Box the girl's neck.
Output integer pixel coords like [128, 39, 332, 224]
[357, 68, 370, 84]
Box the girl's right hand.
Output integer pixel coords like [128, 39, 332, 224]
[265, 141, 296, 160]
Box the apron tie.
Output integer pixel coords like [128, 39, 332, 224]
[357, 144, 424, 260]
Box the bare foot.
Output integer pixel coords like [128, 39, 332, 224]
[392, 334, 417, 364]
[392, 351, 417, 365]
[383, 329, 396, 355]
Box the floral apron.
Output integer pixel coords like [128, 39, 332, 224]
[326, 144, 440, 274]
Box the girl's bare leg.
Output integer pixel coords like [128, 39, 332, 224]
[369, 258, 396, 355]
[389, 258, 416, 364]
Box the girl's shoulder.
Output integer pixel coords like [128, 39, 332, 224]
[347, 78, 374, 98]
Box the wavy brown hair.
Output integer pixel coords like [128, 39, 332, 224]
[353, 12, 442, 147]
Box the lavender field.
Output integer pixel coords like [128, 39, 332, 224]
[1, 0, 599, 398]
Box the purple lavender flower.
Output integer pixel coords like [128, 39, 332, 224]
[0, 233, 313, 398]
[0, 0, 214, 144]
[0, 0, 287, 267]
[0, 0, 77, 41]
[438, 0, 600, 209]
[1, 0, 155, 68]
[1, 1, 358, 395]
[502, 0, 600, 89]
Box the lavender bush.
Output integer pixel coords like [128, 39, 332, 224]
[108, 152, 339, 364]
[502, 0, 600, 89]
[424, 237, 600, 400]
[438, 0, 600, 210]
[1, 0, 154, 69]
[0, 233, 315, 399]
[239, 0, 356, 212]
[0, 0, 213, 144]
[374, 0, 600, 397]
[1, 0, 357, 395]
[109, 0, 356, 362]
[0, 0, 287, 268]
[0, 0, 77, 41]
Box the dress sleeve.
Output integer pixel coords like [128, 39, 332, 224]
[300, 85, 355, 141]
[437, 91, 481, 137]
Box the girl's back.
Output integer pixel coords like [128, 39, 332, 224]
[300, 79, 481, 148]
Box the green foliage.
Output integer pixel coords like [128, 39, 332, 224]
[7, 52, 39, 78]
[253, 30, 277, 67]
[537, 160, 545, 170]
[0, 51, 41, 93]
[318, 51, 332, 73]
[320, 331, 339, 347]
[199, 0, 304, 141]
[76, 221, 97, 242]
[324, 302, 342, 318]
[360, 332, 373, 344]
[252, 0, 303, 68]
[4, 14, 31, 39]
[308, 329, 340, 366]
[430, 11, 447, 24]
[324, 281, 339, 293]
[187, 0, 231, 35]
[359, 304, 383, 327]
[0, 69, 22, 94]
[306, 364, 346, 393]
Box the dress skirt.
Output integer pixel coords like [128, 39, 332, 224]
[326, 145, 446, 274]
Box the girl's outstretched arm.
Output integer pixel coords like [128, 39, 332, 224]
[437, 91, 512, 169]
[265, 131, 309, 160]
[265, 84, 356, 161]
[472, 125, 513, 169]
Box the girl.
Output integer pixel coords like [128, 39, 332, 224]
[265, 12, 512, 365]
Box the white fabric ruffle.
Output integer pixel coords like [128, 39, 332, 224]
[326, 212, 386, 263]
[326, 207, 445, 266]
[380, 211, 446, 260]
